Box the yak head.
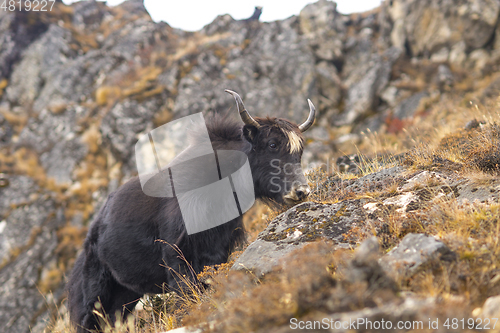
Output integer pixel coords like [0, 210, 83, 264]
[225, 90, 315, 206]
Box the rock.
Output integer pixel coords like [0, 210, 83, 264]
[449, 41, 467, 67]
[317, 296, 436, 333]
[460, 0, 500, 50]
[0, 225, 62, 333]
[0, 175, 65, 333]
[480, 295, 500, 318]
[454, 180, 500, 204]
[380, 86, 399, 107]
[468, 49, 490, 71]
[341, 48, 401, 125]
[430, 47, 449, 63]
[379, 233, 456, 279]
[299, 0, 346, 62]
[393, 91, 428, 119]
[5, 24, 75, 107]
[481, 76, 500, 101]
[101, 98, 160, 164]
[315, 61, 342, 108]
[464, 119, 482, 130]
[0, 10, 49, 80]
[302, 141, 335, 172]
[435, 64, 454, 89]
[299, 0, 345, 36]
[389, 0, 500, 56]
[344, 236, 398, 291]
[344, 166, 407, 193]
[0, 112, 12, 146]
[17, 107, 88, 184]
[304, 126, 330, 142]
[0, 193, 61, 263]
[231, 240, 308, 277]
[201, 14, 235, 36]
[72, 0, 105, 31]
[0, 175, 38, 215]
[160, 327, 202, 333]
[232, 200, 369, 277]
[397, 170, 451, 192]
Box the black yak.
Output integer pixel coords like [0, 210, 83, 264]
[243, 6, 263, 22]
[67, 90, 316, 332]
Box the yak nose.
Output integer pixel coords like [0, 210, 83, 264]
[284, 184, 311, 203]
[294, 185, 311, 201]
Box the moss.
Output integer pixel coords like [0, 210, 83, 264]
[261, 231, 288, 242]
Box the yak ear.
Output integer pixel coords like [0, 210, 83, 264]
[243, 124, 259, 143]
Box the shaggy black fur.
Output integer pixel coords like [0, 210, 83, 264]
[67, 113, 307, 332]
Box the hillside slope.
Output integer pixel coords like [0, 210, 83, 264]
[2, 0, 500, 332]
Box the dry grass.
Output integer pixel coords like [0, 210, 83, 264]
[399, 199, 500, 307]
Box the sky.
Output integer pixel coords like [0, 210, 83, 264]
[63, 0, 383, 32]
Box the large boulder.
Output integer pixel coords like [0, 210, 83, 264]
[388, 0, 500, 56]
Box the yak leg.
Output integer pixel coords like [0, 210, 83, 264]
[80, 258, 114, 332]
[106, 282, 142, 325]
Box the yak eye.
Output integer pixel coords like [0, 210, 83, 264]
[268, 142, 277, 150]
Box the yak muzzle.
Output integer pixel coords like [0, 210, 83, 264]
[283, 184, 311, 204]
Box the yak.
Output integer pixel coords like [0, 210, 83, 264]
[67, 90, 316, 332]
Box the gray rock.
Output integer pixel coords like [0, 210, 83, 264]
[32, 50, 118, 113]
[390, 0, 499, 56]
[0, 175, 40, 217]
[0, 184, 64, 333]
[344, 166, 407, 193]
[0, 112, 12, 146]
[435, 64, 454, 89]
[101, 98, 160, 163]
[299, 0, 346, 62]
[344, 236, 398, 291]
[232, 200, 369, 277]
[299, 0, 345, 36]
[302, 141, 335, 172]
[160, 327, 202, 333]
[72, 0, 105, 31]
[5, 24, 75, 107]
[0, 226, 59, 333]
[40, 138, 88, 184]
[380, 233, 456, 278]
[480, 295, 500, 318]
[17, 107, 88, 184]
[201, 14, 235, 36]
[315, 61, 342, 108]
[454, 180, 500, 204]
[461, 0, 500, 49]
[341, 48, 401, 125]
[0, 11, 49, 80]
[464, 119, 482, 130]
[231, 240, 308, 277]
[318, 296, 436, 333]
[394, 91, 428, 119]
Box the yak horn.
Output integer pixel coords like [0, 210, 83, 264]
[298, 99, 316, 132]
[225, 89, 261, 129]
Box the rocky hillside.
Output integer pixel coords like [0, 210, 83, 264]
[3, 0, 500, 332]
